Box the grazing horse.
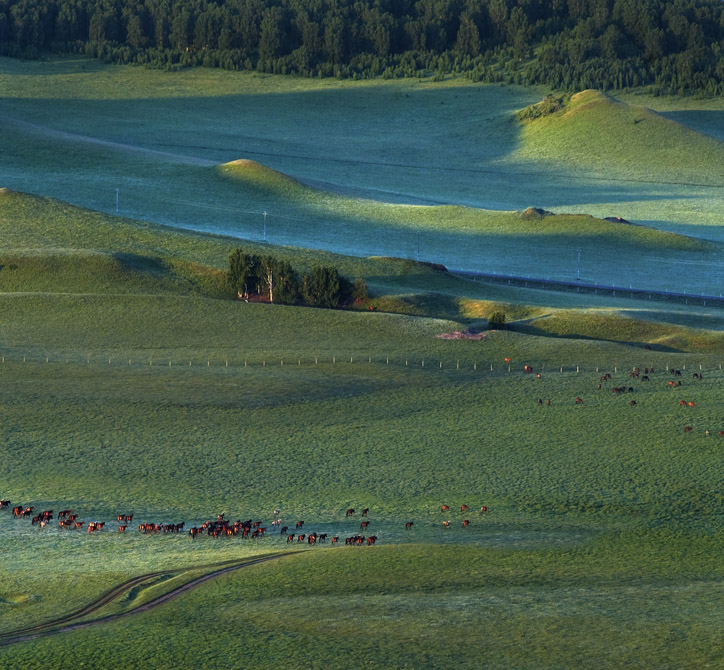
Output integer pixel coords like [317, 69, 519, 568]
[680, 400, 687, 406]
[688, 402, 696, 407]
[462, 519, 471, 527]
[367, 536, 377, 545]
[575, 397, 583, 404]
[685, 426, 693, 432]
[280, 526, 288, 535]
[360, 521, 370, 529]
[719, 431, 724, 437]
[118, 525, 127, 533]
[12, 506, 23, 517]
[630, 400, 637, 406]
[460, 504, 470, 513]
[0, 500, 9, 509]
[346, 508, 355, 517]
[441, 505, 450, 513]
[297, 534, 306, 543]
[287, 534, 295, 543]
[524, 365, 533, 373]
[58, 509, 72, 519]
[296, 520, 304, 529]
[361, 508, 369, 517]
[480, 506, 488, 513]
[442, 521, 451, 528]
[405, 522, 414, 529]
[331, 536, 339, 544]
[504, 358, 511, 363]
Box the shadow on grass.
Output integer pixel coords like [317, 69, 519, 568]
[508, 323, 684, 353]
[111, 252, 168, 276]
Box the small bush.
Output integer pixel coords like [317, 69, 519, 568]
[488, 311, 506, 329]
[352, 278, 369, 301]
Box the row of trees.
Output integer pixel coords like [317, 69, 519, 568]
[227, 249, 367, 308]
[1, 0, 724, 93]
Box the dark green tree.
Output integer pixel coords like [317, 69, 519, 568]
[227, 248, 259, 300]
[302, 266, 341, 308]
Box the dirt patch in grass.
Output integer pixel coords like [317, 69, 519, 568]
[436, 329, 486, 340]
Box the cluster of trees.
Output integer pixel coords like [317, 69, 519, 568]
[1, 0, 723, 94]
[227, 248, 367, 308]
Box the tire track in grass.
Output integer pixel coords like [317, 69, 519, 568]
[0, 552, 298, 647]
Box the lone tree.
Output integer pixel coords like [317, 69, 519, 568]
[488, 311, 506, 329]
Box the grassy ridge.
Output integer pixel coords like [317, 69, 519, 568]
[514, 90, 724, 185]
[217, 159, 708, 251]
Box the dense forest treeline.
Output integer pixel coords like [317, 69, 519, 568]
[1, 0, 723, 93]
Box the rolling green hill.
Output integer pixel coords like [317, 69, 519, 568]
[514, 90, 724, 185]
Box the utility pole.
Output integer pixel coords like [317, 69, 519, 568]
[576, 247, 581, 281]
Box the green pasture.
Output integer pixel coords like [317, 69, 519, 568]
[1, 57, 723, 294]
[3, 55, 724, 668]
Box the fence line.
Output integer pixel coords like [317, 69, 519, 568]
[0, 354, 721, 374]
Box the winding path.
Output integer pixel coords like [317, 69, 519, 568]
[0, 552, 296, 647]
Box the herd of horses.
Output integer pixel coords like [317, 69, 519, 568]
[0, 500, 492, 545]
[4, 362, 714, 545]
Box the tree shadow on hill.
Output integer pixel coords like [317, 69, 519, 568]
[659, 110, 724, 143]
[508, 322, 684, 353]
[111, 252, 168, 276]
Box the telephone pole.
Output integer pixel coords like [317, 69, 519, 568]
[576, 247, 581, 280]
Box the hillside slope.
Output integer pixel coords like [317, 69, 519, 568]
[513, 91, 724, 185]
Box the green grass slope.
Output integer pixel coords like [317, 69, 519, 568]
[514, 90, 724, 185]
[2, 187, 724, 667]
[2, 188, 724, 354]
[217, 159, 706, 250]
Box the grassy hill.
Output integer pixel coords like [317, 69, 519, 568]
[2, 57, 723, 279]
[514, 90, 724, 186]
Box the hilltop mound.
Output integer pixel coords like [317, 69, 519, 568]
[217, 159, 319, 200]
[514, 90, 724, 184]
